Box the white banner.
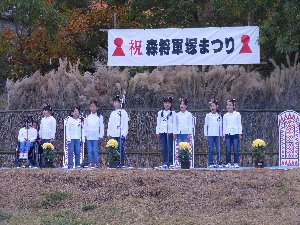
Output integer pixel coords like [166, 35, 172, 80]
[108, 27, 260, 66]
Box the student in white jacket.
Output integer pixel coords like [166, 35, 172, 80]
[223, 99, 242, 168]
[85, 100, 104, 168]
[204, 99, 222, 168]
[39, 104, 56, 143]
[18, 117, 37, 165]
[107, 95, 129, 167]
[66, 106, 85, 168]
[176, 98, 193, 144]
[156, 96, 177, 167]
[39, 104, 56, 167]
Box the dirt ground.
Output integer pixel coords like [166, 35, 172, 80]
[0, 168, 300, 225]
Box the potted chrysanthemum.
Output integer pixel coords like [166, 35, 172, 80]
[251, 139, 267, 168]
[178, 142, 191, 169]
[106, 139, 120, 168]
[42, 143, 55, 168]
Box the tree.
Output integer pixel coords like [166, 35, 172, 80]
[0, 0, 132, 79]
[0, 0, 298, 81]
[210, 0, 300, 59]
[0, 0, 63, 78]
[127, 0, 201, 28]
[260, 0, 300, 54]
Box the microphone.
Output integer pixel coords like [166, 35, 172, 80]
[78, 113, 84, 127]
[121, 90, 126, 109]
[217, 109, 223, 122]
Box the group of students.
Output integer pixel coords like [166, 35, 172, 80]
[156, 97, 242, 168]
[65, 96, 128, 168]
[18, 95, 242, 169]
[17, 104, 57, 167]
[18, 96, 128, 168]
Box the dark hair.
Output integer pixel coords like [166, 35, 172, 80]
[179, 98, 188, 105]
[70, 106, 80, 118]
[71, 106, 80, 112]
[90, 100, 98, 107]
[227, 98, 236, 109]
[32, 121, 39, 130]
[163, 96, 173, 104]
[24, 116, 33, 124]
[209, 99, 218, 106]
[113, 95, 122, 103]
[161, 96, 173, 117]
[89, 100, 101, 117]
[43, 103, 52, 112]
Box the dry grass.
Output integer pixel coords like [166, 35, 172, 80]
[4, 54, 300, 110]
[0, 168, 300, 225]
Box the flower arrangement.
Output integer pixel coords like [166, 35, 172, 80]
[42, 143, 55, 162]
[251, 139, 267, 167]
[178, 142, 190, 163]
[106, 139, 118, 149]
[252, 139, 266, 148]
[106, 139, 119, 161]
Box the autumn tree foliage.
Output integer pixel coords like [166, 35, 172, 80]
[0, 0, 130, 79]
[0, 0, 299, 81]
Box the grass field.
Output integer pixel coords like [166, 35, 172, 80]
[0, 168, 300, 225]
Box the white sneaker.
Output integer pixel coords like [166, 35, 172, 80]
[208, 165, 215, 168]
[218, 164, 223, 168]
[225, 163, 231, 168]
[234, 163, 240, 168]
[155, 165, 168, 169]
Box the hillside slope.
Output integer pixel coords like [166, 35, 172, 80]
[0, 168, 299, 225]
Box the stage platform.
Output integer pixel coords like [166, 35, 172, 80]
[154, 166, 299, 171]
[1, 166, 299, 171]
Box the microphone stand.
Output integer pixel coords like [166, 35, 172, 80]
[118, 91, 131, 168]
[64, 116, 70, 168]
[118, 91, 127, 168]
[218, 109, 223, 167]
[166, 113, 170, 168]
[118, 108, 122, 167]
[25, 120, 30, 167]
[80, 113, 85, 168]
